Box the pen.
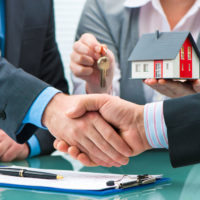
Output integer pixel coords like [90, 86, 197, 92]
[0, 167, 63, 180]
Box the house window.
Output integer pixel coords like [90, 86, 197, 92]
[144, 64, 148, 72]
[189, 64, 191, 71]
[136, 64, 141, 72]
[188, 47, 192, 60]
[166, 63, 169, 70]
[181, 47, 184, 60]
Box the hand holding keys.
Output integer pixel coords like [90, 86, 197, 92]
[71, 33, 114, 93]
[97, 46, 110, 88]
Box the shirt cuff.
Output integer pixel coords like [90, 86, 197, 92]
[27, 135, 41, 157]
[22, 87, 61, 129]
[144, 101, 168, 149]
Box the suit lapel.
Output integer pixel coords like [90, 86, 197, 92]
[5, 0, 25, 66]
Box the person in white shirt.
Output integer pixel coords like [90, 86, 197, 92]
[71, 0, 200, 100]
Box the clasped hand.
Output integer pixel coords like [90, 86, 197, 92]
[53, 94, 152, 167]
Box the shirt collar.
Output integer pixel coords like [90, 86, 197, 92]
[124, 0, 152, 8]
[124, 0, 200, 8]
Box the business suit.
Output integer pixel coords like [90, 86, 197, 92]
[164, 93, 200, 168]
[0, 0, 68, 154]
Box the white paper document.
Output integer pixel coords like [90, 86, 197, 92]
[0, 166, 162, 191]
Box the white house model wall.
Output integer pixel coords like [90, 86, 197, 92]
[131, 61, 154, 79]
[131, 46, 200, 79]
[129, 32, 200, 80]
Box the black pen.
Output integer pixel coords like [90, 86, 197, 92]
[0, 167, 63, 180]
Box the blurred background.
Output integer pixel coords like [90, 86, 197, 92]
[54, 0, 86, 93]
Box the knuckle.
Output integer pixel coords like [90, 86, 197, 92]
[104, 131, 113, 141]
[73, 41, 80, 50]
[77, 120, 87, 130]
[79, 55, 86, 64]
[72, 67, 81, 77]
[81, 33, 95, 43]
[99, 141, 109, 152]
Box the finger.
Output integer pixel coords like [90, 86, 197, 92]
[70, 51, 95, 66]
[0, 141, 11, 158]
[92, 113, 133, 158]
[158, 79, 167, 84]
[57, 140, 69, 153]
[78, 136, 122, 167]
[68, 146, 81, 159]
[76, 142, 115, 167]
[77, 153, 98, 167]
[53, 139, 60, 149]
[144, 78, 158, 85]
[73, 41, 95, 58]
[68, 145, 120, 167]
[1, 146, 17, 162]
[70, 61, 93, 77]
[66, 94, 110, 119]
[80, 33, 100, 51]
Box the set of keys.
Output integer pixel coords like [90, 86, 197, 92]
[97, 46, 110, 88]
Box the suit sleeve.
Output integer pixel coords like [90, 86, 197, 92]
[164, 93, 200, 167]
[29, 0, 68, 155]
[0, 57, 49, 142]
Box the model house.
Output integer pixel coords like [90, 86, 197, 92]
[129, 31, 200, 79]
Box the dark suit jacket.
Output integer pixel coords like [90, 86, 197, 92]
[0, 0, 68, 155]
[164, 93, 200, 167]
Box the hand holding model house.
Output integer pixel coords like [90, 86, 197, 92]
[129, 31, 200, 98]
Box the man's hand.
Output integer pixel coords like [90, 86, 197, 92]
[54, 95, 152, 166]
[0, 129, 29, 162]
[70, 33, 115, 93]
[42, 93, 133, 167]
[144, 79, 200, 98]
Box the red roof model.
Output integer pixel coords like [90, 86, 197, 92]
[129, 31, 200, 79]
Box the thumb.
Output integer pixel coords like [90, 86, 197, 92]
[65, 102, 87, 119]
[65, 94, 110, 119]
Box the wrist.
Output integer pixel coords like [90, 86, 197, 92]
[42, 93, 68, 128]
[135, 105, 152, 151]
[18, 143, 30, 160]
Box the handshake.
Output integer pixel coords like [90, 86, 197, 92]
[42, 93, 152, 167]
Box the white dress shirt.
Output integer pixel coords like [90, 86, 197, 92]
[72, 0, 200, 103]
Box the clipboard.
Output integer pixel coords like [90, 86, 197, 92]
[0, 166, 170, 196]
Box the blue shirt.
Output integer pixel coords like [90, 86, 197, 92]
[0, 0, 59, 157]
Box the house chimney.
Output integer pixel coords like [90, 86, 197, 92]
[155, 30, 160, 39]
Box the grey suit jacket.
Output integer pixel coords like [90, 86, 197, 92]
[0, 0, 68, 155]
[76, 0, 146, 104]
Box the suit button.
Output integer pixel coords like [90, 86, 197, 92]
[0, 111, 6, 120]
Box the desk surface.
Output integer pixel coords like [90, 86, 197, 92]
[0, 150, 198, 200]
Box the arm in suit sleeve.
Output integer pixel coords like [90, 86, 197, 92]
[164, 93, 200, 167]
[0, 57, 49, 142]
[21, 0, 69, 156]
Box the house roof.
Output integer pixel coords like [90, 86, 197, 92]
[129, 31, 200, 61]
